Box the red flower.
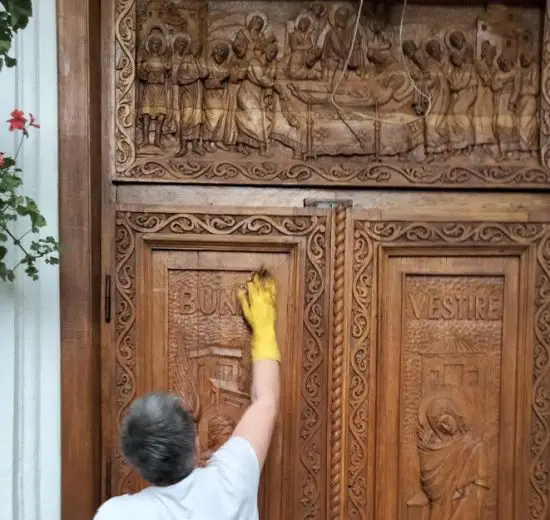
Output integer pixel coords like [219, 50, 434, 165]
[7, 109, 27, 131]
[0, 153, 4, 167]
[29, 113, 40, 128]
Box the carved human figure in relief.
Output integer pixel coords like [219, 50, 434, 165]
[423, 39, 451, 154]
[491, 54, 518, 156]
[401, 40, 430, 116]
[202, 42, 231, 152]
[287, 45, 323, 80]
[237, 13, 276, 60]
[222, 32, 249, 148]
[510, 51, 539, 152]
[448, 48, 477, 152]
[235, 43, 281, 156]
[138, 31, 171, 149]
[408, 388, 489, 520]
[175, 41, 208, 157]
[322, 6, 365, 82]
[474, 40, 497, 150]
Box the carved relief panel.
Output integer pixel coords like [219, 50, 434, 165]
[110, 207, 331, 519]
[346, 218, 550, 520]
[110, 0, 550, 187]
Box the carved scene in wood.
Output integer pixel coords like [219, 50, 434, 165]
[113, 210, 330, 519]
[348, 222, 550, 520]
[112, 0, 550, 186]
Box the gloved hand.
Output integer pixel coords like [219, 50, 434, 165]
[238, 272, 280, 362]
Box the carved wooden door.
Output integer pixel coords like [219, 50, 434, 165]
[340, 210, 550, 520]
[104, 202, 550, 520]
[106, 206, 332, 519]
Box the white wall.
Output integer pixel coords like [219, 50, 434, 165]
[0, 1, 60, 519]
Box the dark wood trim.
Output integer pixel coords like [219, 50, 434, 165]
[57, 0, 102, 517]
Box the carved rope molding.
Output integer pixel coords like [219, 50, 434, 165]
[113, 0, 550, 188]
[330, 206, 347, 520]
[114, 211, 329, 518]
[348, 221, 550, 520]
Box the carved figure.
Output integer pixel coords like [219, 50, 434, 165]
[423, 39, 451, 154]
[222, 32, 249, 147]
[235, 43, 281, 156]
[202, 42, 231, 152]
[138, 30, 171, 149]
[287, 45, 323, 80]
[322, 5, 365, 82]
[474, 41, 497, 148]
[408, 388, 490, 520]
[511, 51, 539, 152]
[175, 41, 208, 156]
[237, 13, 276, 60]
[448, 49, 477, 152]
[491, 54, 517, 156]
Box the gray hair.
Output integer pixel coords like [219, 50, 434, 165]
[121, 392, 196, 486]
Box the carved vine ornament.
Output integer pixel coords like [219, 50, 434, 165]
[112, 1, 550, 186]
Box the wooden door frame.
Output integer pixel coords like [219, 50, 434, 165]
[58, 0, 103, 518]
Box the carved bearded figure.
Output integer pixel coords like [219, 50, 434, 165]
[411, 390, 489, 520]
[138, 31, 171, 148]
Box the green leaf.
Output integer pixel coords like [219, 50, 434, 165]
[4, 54, 15, 67]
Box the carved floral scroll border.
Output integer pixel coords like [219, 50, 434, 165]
[113, 0, 550, 187]
[348, 221, 550, 520]
[114, 211, 328, 518]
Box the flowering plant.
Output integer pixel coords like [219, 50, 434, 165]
[0, 109, 59, 281]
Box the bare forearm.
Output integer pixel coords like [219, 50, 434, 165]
[233, 359, 280, 469]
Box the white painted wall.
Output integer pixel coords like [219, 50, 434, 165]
[0, 1, 60, 519]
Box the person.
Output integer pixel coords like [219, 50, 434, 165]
[93, 271, 281, 519]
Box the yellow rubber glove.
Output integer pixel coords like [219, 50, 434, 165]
[238, 272, 280, 362]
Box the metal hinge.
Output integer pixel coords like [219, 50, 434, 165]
[104, 457, 112, 500]
[303, 199, 353, 209]
[104, 274, 112, 323]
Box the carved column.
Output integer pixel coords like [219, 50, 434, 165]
[541, 0, 550, 169]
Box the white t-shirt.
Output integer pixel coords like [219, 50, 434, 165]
[94, 436, 260, 520]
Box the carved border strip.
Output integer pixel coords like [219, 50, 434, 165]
[541, 2, 550, 170]
[114, 211, 329, 519]
[113, 1, 550, 188]
[347, 221, 550, 520]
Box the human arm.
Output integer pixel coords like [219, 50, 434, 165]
[234, 271, 281, 470]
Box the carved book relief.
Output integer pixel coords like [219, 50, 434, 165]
[113, 0, 550, 186]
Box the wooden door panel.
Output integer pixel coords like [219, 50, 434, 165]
[108, 207, 331, 520]
[346, 217, 550, 520]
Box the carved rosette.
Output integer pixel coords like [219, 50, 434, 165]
[114, 211, 329, 518]
[348, 221, 550, 520]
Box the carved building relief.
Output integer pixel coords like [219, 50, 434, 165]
[167, 271, 251, 465]
[113, 0, 550, 186]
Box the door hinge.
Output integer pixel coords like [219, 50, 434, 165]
[303, 199, 353, 209]
[104, 456, 112, 500]
[104, 274, 112, 323]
